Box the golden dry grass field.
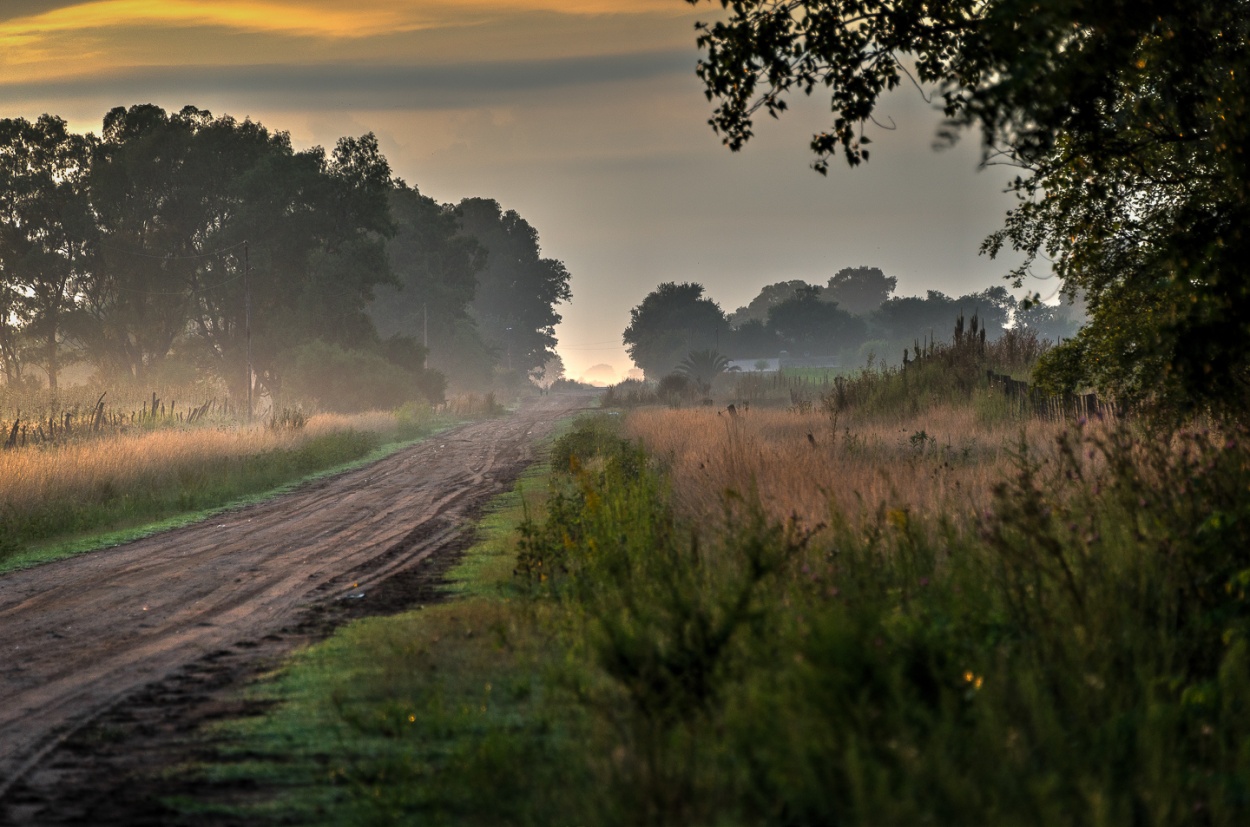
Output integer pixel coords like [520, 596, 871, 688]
[623, 403, 1088, 530]
[0, 411, 400, 521]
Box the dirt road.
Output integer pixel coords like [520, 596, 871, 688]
[0, 393, 590, 822]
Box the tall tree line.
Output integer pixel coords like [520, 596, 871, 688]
[0, 105, 570, 402]
[623, 268, 1080, 379]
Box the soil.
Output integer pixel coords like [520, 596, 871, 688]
[0, 392, 593, 825]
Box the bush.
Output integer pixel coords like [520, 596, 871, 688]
[283, 340, 444, 412]
[600, 379, 658, 408]
[656, 373, 696, 405]
[506, 414, 1250, 825]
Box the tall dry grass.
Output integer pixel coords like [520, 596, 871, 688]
[0, 411, 411, 561]
[0, 412, 398, 517]
[624, 404, 1087, 529]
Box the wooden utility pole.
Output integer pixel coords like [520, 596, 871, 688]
[244, 241, 253, 422]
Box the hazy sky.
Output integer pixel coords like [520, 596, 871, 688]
[0, 0, 1045, 382]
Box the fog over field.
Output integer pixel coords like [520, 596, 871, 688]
[0, 0, 1033, 385]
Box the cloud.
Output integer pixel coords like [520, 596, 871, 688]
[1, 1, 430, 40]
[0, 49, 694, 113]
[0, 0, 686, 39]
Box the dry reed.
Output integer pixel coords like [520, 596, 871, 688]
[624, 404, 1088, 529]
[0, 411, 399, 519]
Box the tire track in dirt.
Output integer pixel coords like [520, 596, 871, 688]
[0, 393, 591, 823]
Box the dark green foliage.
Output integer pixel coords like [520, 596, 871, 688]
[688, 0, 1250, 413]
[79, 105, 398, 399]
[0, 114, 95, 390]
[457, 197, 572, 378]
[1, 106, 572, 400]
[282, 339, 444, 412]
[623, 282, 729, 379]
[655, 373, 695, 405]
[599, 379, 659, 409]
[546, 412, 638, 477]
[674, 348, 732, 394]
[726, 279, 810, 327]
[766, 284, 866, 357]
[497, 413, 1250, 824]
[825, 265, 897, 315]
[874, 287, 1015, 345]
[723, 317, 778, 359]
[368, 185, 493, 385]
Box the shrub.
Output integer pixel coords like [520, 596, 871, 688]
[508, 412, 1250, 825]
[656, 373, 695, 405]
[600, 379, 658, 408]
[283, 340, 443, 412]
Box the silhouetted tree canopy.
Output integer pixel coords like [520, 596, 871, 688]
[0, 105, 573, 402]
[1015, 297, 1086, 344]
[725, 318, 778, 359]
[0, 115, 95, 390]
[874, 287, 1013, 345]
[728, 280, 810, 327]
[369, 185, 489, 383]
[825, 266, 896, 315]
[624, 282, 728, 379]
[689, 0, 1250, 412]
[457, 197, 572, 378]
[766, 285, 865, 357]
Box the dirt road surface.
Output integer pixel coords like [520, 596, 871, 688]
[0, 393, 591, 823]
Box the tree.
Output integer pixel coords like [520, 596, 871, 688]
[81, 105, 397, 398]
[874, 287, 1010, 346]
[688, 0, 1250, 411]
[457, 198, 572, 377]
[623, 282, 728, 379]
[725, 318, 778, 358]
[728, 280, 811, 327]
[369, 184, 486, 366]
[961, 286, 1015, 341]
[530, 354, 565, 393]
[676, 348, 734, 394]
[766, 285, 866, 357]
[1015, 297, 1086, 344]
[825, 266, 896, 315]
[0, 115, 97, 389]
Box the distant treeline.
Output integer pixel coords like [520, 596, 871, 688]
[0, 105, 570, 409]
[623, 267, 1085, 378]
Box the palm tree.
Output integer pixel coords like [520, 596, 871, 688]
[675, 349, 736, 394]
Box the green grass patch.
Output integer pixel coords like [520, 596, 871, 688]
[176, 460, 593, 826]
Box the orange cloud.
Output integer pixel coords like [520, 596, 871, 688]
[0, 0, 426, 41]
[0, 0, 701, 87]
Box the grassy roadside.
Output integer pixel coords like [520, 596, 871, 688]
[172, 459, 587, 825]
[173, 399, 1250, 825]
[0, 412, 464, 574]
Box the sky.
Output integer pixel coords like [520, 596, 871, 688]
[0, 0, 1048, 384]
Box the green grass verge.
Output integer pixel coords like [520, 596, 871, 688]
[175, 408, 1250, 826]
[0, 419, 462, 574]
[174, 460, 589, 826]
